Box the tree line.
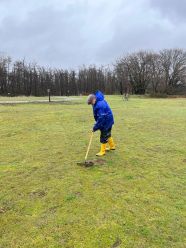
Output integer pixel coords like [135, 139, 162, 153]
[0, 48, 186, 96]
[115, 49, 186, 95]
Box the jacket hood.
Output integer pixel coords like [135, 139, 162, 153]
[95, 91, 104, 102]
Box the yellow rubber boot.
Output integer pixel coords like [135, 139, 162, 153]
[108, 137, 116, 150]
[106, 143, 111, 151]
[96, 144, 106, 156]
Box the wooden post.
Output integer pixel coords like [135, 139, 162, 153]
[47, 89, 51, 102]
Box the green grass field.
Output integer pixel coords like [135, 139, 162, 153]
[0, 96, 186, 248]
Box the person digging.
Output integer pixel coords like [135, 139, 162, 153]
[87, 91, 116, 156]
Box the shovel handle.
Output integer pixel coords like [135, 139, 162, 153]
[85, 132, 94, 161]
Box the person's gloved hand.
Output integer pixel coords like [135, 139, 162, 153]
[92, 126, 96, 133]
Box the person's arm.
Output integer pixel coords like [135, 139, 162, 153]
[93, 106, 105, 132]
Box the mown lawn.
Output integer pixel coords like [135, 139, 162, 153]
[0, 96, 186, 248]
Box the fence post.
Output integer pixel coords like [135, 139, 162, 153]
[47, 89, 51, 102]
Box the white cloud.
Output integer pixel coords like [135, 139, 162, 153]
[0, 0, 186, 68]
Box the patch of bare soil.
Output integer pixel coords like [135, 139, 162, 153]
[77, 159, 106, 167]
[29, 190, 47, 198]
[111, 238, 122, 248]
[94, 158, 106, 165]
[0, 207, 6, 214]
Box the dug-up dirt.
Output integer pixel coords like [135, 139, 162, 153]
[77, 159, 106, 167]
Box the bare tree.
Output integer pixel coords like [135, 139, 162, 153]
[160, 49, 186, 93]
[115, 51, 155, 94]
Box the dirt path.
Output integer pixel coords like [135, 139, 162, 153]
[0, 97, 81, 105]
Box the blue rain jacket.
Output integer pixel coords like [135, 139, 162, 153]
[93, 91, 114, 132]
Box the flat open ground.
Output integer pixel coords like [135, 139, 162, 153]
[0, 96, 81, 104]
[0, 96, 186, 248]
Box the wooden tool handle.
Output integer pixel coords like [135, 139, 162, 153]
[85, 132, 94, 161]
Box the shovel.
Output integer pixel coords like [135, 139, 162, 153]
[77, 132, 94, 167]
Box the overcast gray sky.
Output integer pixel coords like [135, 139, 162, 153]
[0, 0, 186, 68]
